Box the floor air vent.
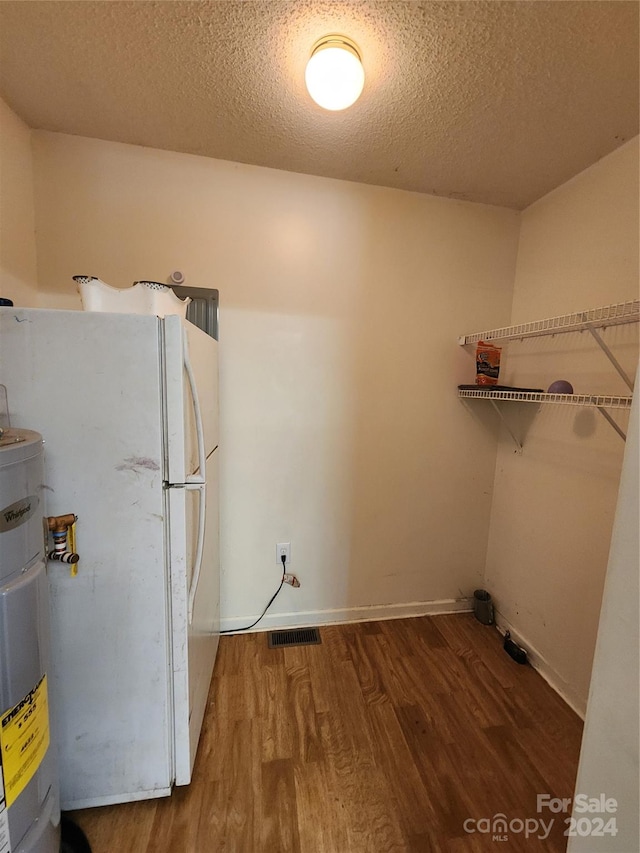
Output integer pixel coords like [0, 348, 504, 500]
[268, 627, 321, 648]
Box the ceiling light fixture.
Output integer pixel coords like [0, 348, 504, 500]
[305, 35, 365, 111]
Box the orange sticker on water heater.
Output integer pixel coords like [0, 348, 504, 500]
[0, 675, 50, 807]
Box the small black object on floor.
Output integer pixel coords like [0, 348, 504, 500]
[503, 630, 528, 665]
[60, 814, 92, 853]
[268, 627, 321, 648]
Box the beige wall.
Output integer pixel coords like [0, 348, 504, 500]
[0, 97, 38, 306]
[485, 139, 639, 715]
[31, 131, 520, 628]
[11, 126, 638, 709]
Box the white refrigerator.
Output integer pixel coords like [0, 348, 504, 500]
[0, 307, 220, 810]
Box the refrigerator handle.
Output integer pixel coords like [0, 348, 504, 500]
[184, 336, 207, 624]
[186, 482, 206, 624]
[183, 335, 207, 481]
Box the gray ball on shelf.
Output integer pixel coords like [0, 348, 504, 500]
[547, 380, 574, 394]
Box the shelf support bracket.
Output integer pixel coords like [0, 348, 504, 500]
[488, 399, 523, 452]
[582, 320, 634, 391]
[596, 407, 627, 442]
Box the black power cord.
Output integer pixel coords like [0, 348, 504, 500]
[220, 553, 287, 634]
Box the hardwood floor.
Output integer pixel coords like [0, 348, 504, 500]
[71, 614, 583, 852]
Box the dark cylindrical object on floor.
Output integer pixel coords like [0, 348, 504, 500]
[473, 589, 494, 625]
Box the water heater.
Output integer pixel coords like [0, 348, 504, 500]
[0, 429, 60, 853]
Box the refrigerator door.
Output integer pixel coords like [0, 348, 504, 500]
[164, 317, 219, 484]
[167, 448, 219, 784]
[0, 309, 174, 809]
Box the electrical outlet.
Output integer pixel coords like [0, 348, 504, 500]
[276, 542, 291, 566]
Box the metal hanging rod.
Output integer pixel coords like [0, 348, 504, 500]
[458, 300, 639, 346]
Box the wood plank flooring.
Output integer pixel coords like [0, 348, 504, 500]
[71, 614, 583, 852]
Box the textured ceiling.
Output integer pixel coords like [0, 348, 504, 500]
[0, 1, 638, 209]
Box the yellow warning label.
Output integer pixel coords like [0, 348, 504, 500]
[0, 675, 50, 808]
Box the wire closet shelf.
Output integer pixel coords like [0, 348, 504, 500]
[457, 299, 638, 445]
[457, 389, 632, 409]
[457, 299, 640, 346]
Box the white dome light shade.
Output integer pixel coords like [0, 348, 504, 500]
[305, 36, 365, 111]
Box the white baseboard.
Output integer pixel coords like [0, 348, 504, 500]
[220, 597, 473, 635]
[494, 611, 587, 720]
